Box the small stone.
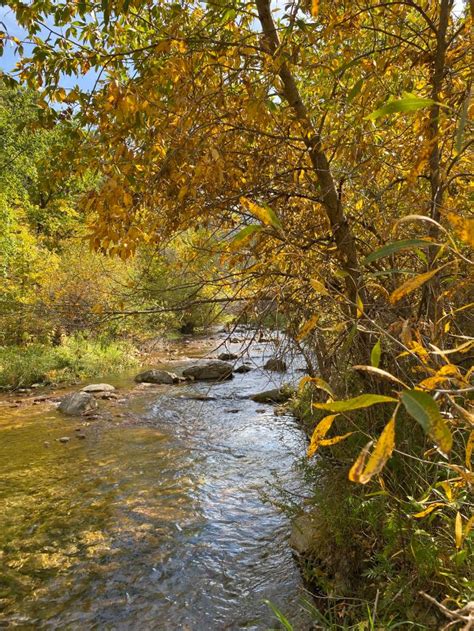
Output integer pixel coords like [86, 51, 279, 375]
[234, 364, 252, 373]
[218, 352, 238, 361]
[251, 387, 294, 404]
[256, 408, 266, 413]
[134, 370, 177, 385]
[58, 437, 70, 443]
[76, 433, 86, 440]
[82, 383, 116, 393]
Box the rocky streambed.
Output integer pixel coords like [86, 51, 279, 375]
[0, 329, 312, 629]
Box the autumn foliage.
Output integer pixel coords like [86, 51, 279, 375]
[1, 0, 472, 624]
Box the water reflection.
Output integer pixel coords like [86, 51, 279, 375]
[0, 337, 309, 629]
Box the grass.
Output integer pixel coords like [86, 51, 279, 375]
[0, 334, 139, 389]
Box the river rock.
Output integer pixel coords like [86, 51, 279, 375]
[250, 387, 294, 404]
[290, 513, 318, 556]
[134, 370, 178, 385]
[234, 364, 252, 373]
[264, 358, 287, 372]
[58, 392, 98, 416]
[81, 383, 116, 393]
[58, 436, 70, 444]
[218, 352, 238, 361]
[182, 360, 233, 381]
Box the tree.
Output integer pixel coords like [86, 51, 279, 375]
[1, 0, 472, 620]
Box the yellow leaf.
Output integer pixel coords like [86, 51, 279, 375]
[300, 376, 334, 397]
[349, 416, 396, 484]
[307, 414, 338, 457]
[390, 266, 446, 304]
[311, 0, 319, 17]
[464, 514, 474, 542]
[353, 365, 407, 387]
[240, 197, 282, 229]
[413, 502, 446, 518]
[297, 314, 320, 341]
[356, 293, 364, 318]
[455, 512, 463, 549]
[319, 432, 353, 446]
[310, 278, 329, 296]
[447, 213, 474, 247]
[437, 480, 453, 501]
[466, 431, 474, 470]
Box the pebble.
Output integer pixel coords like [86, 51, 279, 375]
[58, 437, 70, 443]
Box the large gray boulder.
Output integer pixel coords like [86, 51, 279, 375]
[182, 360, 233, 381]
[264, 358, 287, 372]
[134, 370, 178, 384]
[81, 383, 115, 393]
[58, 392, 98, 416]
[251, 387, 294, 404]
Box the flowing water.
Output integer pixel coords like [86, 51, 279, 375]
[0, 332, 310, 630]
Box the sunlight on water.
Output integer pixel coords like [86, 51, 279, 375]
[0, 335, 310, 629]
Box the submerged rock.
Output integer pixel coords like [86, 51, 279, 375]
[264, 358, 287, 372]
[58, 392, 98, 416]
[134, 370, 178, 385]
[250, 387, 294, 404]
[58, 436, 70, 444]
[218, 352, 238, 361]
[182, 360, 233, 381]
[178, 393, 216, 401]
[81, 383, 116, 393]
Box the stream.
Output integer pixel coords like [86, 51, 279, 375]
[0, 331, 310, 630]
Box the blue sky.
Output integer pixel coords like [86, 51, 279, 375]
[0, 6, 99, 90]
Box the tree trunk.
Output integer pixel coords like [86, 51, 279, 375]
[254, 0, 361, 311]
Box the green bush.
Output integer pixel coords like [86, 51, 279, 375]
[0, 334, 138, 389]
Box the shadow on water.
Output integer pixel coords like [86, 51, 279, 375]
[0, 332, 311, 630]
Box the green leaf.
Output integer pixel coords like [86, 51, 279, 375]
[366, 95, 435, 121]
[401, 390, 452, 455]
[370, 339, 382, 368]
[347, 78, 364, 102]
[264, 600, 294, 631]
[315, 394, 397, 412]
[229, 224, 262, 247]
[455, 92, 470, 154]
[362, 239, 434, 265]
[101, 0, 110, 24]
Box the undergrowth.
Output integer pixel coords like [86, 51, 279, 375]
[0, 334, 139, 389]
[284, 386, 473, 629]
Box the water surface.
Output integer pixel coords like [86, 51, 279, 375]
[0, 333, 309, 629]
